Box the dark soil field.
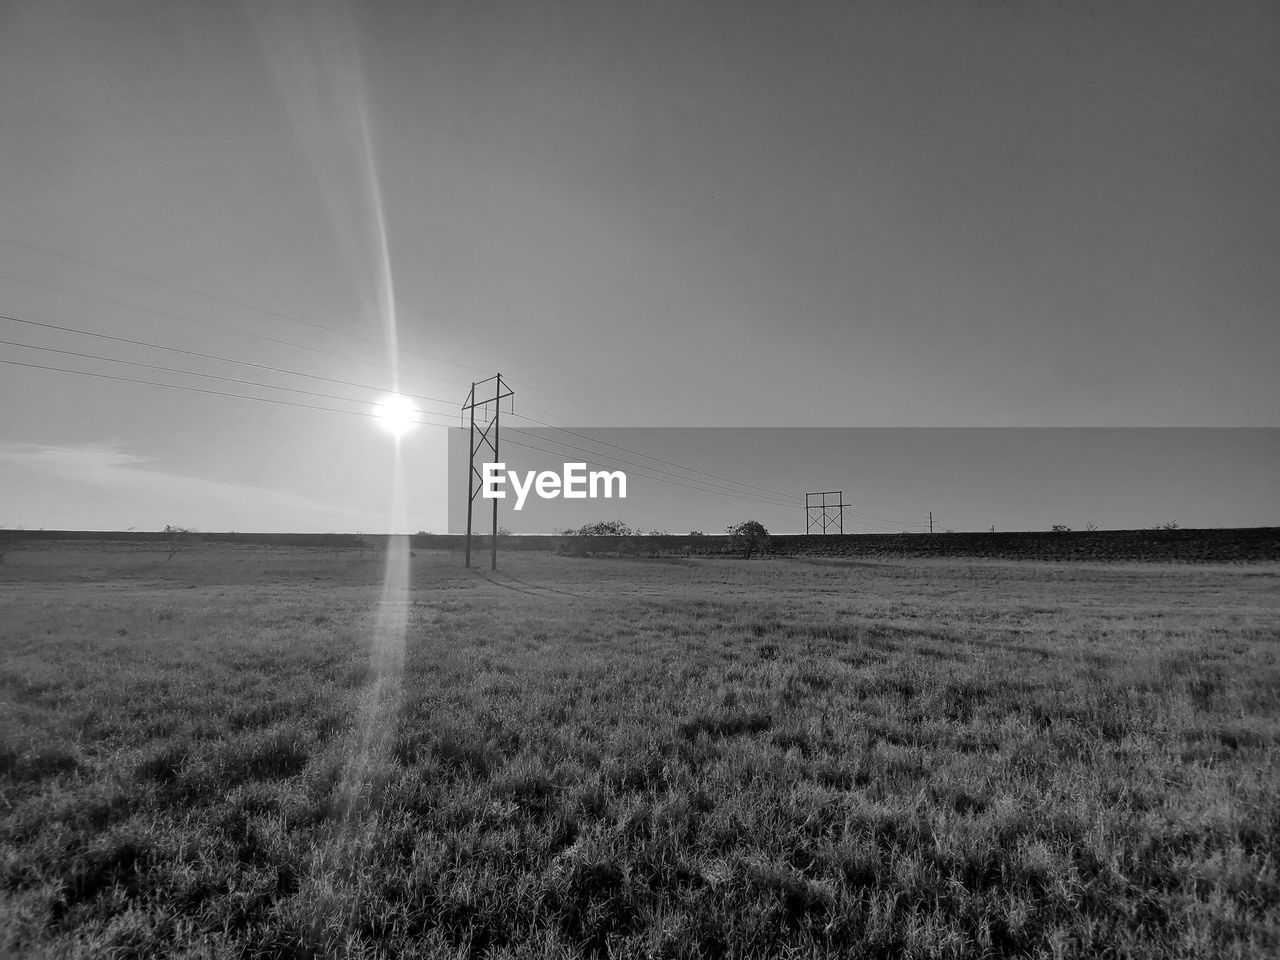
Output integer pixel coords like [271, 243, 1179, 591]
[2, 540, 1278, 958]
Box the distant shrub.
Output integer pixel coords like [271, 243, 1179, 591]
[575, 520, 635, 537]
[162, 525, 199, 561]
[644, 530, 671, 557]
[557, 520, 637, 557]
[727, 520, 771, 559]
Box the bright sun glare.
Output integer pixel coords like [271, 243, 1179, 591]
[373, 394, 418, 437]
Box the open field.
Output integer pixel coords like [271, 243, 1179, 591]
[2, 541, 1278, 958]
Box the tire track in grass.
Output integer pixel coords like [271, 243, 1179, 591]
[470, 568, 589, 601]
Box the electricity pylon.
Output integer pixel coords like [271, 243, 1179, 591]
[806, 491, 850, 534]
[462, 374, 514, 569]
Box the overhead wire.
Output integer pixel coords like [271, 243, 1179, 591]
[3, 306, 803, 509]
[0, 238, 931, 524]
[0, 338, 457, 424]
[504, 409, 797, 501]
[0, 235, 504, 382]
[500, 435, 800, 512]
[845, 508, 930, 528]
[3, 343, 931, 525]
[3, 321, 811, 516]
[503, 375, 637, 425]
[1, 348, 798, 511]
[0, 336, 896, 520]
[0, 357, 452, 426]
[459, 389, 800, 508]
[1, 314, 459, 413]
[0, 270, 469, 387]
[503, 425, 800, 511]
[3, 328, 800, 510]
[495, 408, 931, 524]
[499, 425, 798, 509]
[0, 235, 635, 423]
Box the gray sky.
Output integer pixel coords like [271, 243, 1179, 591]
[2, 0, 1277, 533]
[447, 428, 1279, 535]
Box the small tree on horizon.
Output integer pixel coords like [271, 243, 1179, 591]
[163, 525, 197, 561]
[727, 520, 770, 559]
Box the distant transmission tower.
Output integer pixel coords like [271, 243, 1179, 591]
[806, 491, 850, 534]
[462, 373, 514, 570]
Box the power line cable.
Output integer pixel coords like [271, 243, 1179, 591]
[500, 436, 798, 512]
[844, 507, 929, 528]
[503, 375, 638, 425]
[0, 357, 449, 426]
[505, 409, 797, 501]
[1, 314, 459, 413]
[0, 235, 498, 379]
[5, 313, 797, 509]
[2, 240, 925, 521]
[3, 238, 661, 426]
[499, 414, 930, 525]
[6, 349, 919, 524]
[5, 355, 798, 512]
[501, 426, 798, 509]
[0, 270, 476, 393]
[0, 338, 457, 425]
[503, 426, 797, 507]
[497, 397, 925, 522]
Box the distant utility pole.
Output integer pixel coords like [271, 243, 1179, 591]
[928, 511, 933, 534]
[806, 491, 850, 534]
[462, 373, 514, 570]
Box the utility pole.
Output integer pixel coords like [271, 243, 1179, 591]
[928, 511, 933, 535]
[461, 373, 514, 570]
[806, 491, 850, 534]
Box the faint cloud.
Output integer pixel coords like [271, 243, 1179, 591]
[0, 440, 380, 530]
[0, 441, 152, 475]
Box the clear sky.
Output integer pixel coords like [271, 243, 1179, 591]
[2, 0, 1277, 534]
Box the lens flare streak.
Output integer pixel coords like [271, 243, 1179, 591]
[256, 4, 415, 883]
[333, 534, 408, 824]
[318, 444, 410, 894]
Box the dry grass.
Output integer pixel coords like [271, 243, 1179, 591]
[2, 541, 1278, 958]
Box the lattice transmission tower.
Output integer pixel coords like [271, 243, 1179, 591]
[806, 491, 851, 534]
[462, 373, 514, 569]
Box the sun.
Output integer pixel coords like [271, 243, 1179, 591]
[373, 394, 418, 437]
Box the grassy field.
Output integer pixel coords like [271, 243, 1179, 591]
[2, 540, 1278, 958]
